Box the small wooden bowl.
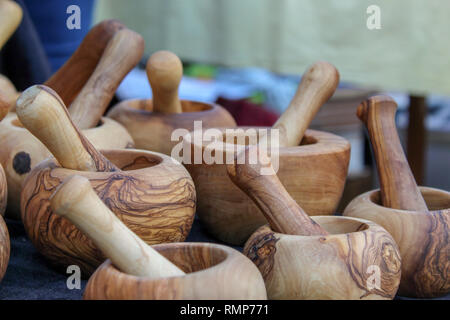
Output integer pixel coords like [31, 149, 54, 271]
[108, 99, 236, 155]
[244, 216, 401, 299]
[84, 242, 267, 300]
[183, 127, 350, 245]
[344, 187, 449, 298]
[0, 113, 134, 218]
[0, 215, 9, 283]
[21, 149, 196, 275]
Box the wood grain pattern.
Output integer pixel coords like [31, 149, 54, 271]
[45, 20, 125, 106]
[244, 216, 401, 299]
[357, 95, 428, 211]
[16, 85, 118, 172]
[0, 215, 9, 283]
[108, 99, 236, 155]
[147, 50, 183, 114]
[0, 113, 133, 219]
[69, 28, 144, 129]
[273, 61, 339, 147]
[51, 175, 185, 278]
[0, 0, 22, 50]
[84, 242, 267, 300]
[227, 146, 328, 236]
[184, 127, 350, 245]
[344, 187, 449, 297]
[21, 149, 195, 275]
[0, 92, 9, 122]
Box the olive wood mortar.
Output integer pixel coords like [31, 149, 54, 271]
[183, 62, 350, 245]
[0, 214, 9, 284]
[107, 50, 236, 155]
[51, 175, 266, 300]
[344, 96, 449, 298]
[229, 147, 401, 299]
[0, 27, 142, 218]
[17, 86, 196, 275]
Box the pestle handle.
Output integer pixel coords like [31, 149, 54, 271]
[45, 19, 125, 106]
[15, 85, 118, 172]
[69, 28, 144, 129]
[273, 61, 339, 147]
[50, 175, 185, 278]
[227, 146, 328, 236]
[147, 50, 183, 114]
[357, 95, 428, 211]
[0, 0, 22, 50]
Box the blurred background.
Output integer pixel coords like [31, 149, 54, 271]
[1, 0, 449, 212]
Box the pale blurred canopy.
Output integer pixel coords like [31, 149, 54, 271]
[95, 0, 450, 95]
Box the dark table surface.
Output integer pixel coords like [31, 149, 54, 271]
[0, 217, 448, 300]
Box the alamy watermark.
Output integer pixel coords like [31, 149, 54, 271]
[366, 5, 381, 30]
[66, 5, 81, 30]
[170, 121, 280, 175]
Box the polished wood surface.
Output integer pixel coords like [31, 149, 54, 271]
[185, 128, 350, 245]
[273, 61, 339, 147]
[407, 95, 426, 185]
[147, 50, 183, 114]
[17, 86, 195, 274]
[227, 146, 328, 236]
[0, 215, 9, 284]
[45, 20, 125, 106]
[357, 95, 428, 211]
[84, 242, 267, 300]
[16, 85, 118, 172]
[51, 175, 185, 278]
[244, 216, 401, 299]
[344, 187, 449, 297]
[0, 0, 22, 49]
[69, 28, 144, 129]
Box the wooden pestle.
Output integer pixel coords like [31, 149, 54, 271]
[227, 146, 328, 236]
[147, 50, 183, 114]
[0, 0, 22, 49]
[50, 175, 185, 278]
[69, 28, 144, 129]
[273, 61, 339, 147]
[45, 20, 125, 106]
[15, 85, 118, 172]
[357, 95, 428, 211]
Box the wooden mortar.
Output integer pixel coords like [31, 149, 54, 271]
[50, 175, 266, 300]
[0, 26, 142, 218]
[183, 62, 350, 245]
[229, 147, 401, 299]
[344, 95, 449, 298]
[107, 50, 236, 155]
[0, 214, 9, 284]
[17, 85, 196, 275]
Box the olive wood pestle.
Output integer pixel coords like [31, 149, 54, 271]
[0, 0, 22, 49]
[227, 146, 328, 236]
[45, 19, 125, 106]
[357, 95, 428, 211]
[15, 85, 118, 172]
[50, 175, 185, 278]
[273, 61, 339, 147]
[146, 50, 183, 114]
[69, 28, 144, 129]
